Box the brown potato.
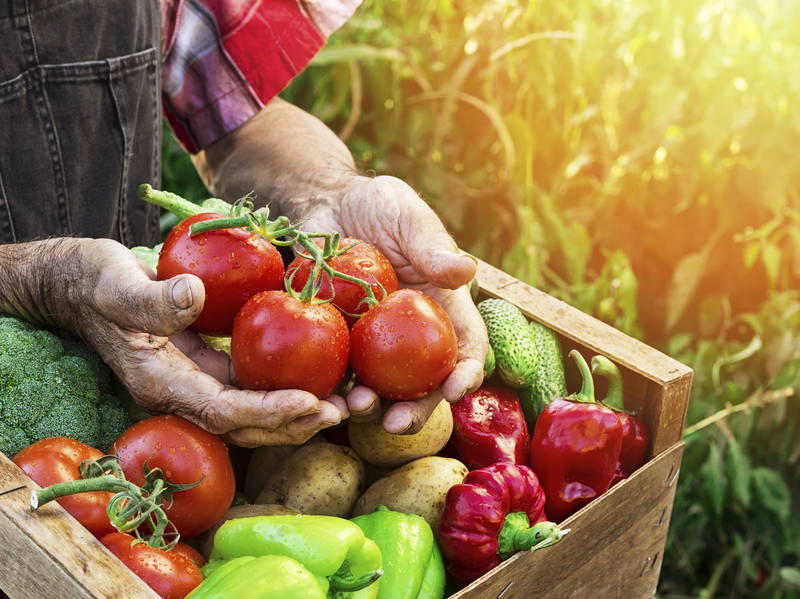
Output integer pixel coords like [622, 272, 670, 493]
[352, 456, 468, 528]
[348, 396, 453, 467]
[196, 503, 299, 559]
[255, 441, 364, 517]
[243, 444, 298, 502]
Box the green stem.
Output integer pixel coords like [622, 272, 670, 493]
[329, 569, 383, 593]
[567, 350, 595, 404]
[190, 214, 252, 235]
[31, 458, 181, 550]
[591, 355, 623, 411]
[137, 184, 205, 221]
[31, 475, 139, 509]
[683, 387, 795, 438]
[290, 233, 378, 308]
[496, 513, 565, 559]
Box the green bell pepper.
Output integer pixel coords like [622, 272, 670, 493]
[351, 505, 445, 599]
[206, 514, 382, 599]
[188, 555, 329, 598]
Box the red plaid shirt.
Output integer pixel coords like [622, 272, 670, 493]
[161, 0, 360, 153]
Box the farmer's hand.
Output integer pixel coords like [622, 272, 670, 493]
[0, 238, 346, 446]
[298, 174, 489, 433]
[193, 98, 489, 434]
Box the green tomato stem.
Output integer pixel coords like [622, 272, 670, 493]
[189, 214, 253, 236]
[31, 475, 137, 509]
[291, 233, 378, 308]
[31, 458, 180, 550]
[137, 184, 206, 221]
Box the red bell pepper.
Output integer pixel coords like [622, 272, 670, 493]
[450, 384, 530, 470]
[591, 355, 650, 485]
[529, 350, 623, 522]
[436, 462, 564, 585]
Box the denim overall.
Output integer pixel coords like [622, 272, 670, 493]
[0, 0, 161, 247]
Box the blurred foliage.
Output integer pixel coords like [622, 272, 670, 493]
[163, 0, 800, 595]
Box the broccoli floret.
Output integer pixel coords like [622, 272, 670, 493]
[96, 392, 134, 451]
[0, 316, 64, 389]
[0, 315, 134, 457]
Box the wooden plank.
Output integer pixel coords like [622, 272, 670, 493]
[450, 442, 684, 599]
[0, 451, 158, 599]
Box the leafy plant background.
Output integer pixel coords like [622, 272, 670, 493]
[162, 0, 800, 596]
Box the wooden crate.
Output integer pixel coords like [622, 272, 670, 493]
[0, 259, 692, 599]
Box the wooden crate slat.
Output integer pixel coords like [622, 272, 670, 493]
[449, 442, 684, 599]
[0, 451, 158, 599]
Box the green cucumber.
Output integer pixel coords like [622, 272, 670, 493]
[477, 298, 567, 425]
[483, 344, 496, 378]
[477, 298, 538, 388]
[517, 320, 567, 424]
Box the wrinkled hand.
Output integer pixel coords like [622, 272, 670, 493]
[298, 175, 489, 433]
[50, 238, 346, 446]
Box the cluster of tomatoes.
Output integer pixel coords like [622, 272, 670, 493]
[15, 415, 234, 598]
[159, 212, 459, 401]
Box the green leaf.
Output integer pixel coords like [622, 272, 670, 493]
[665, 332, 694, 358]
[725, 438, 751, 508]
[761, 242, 781, 287]
[711, 335, 762, 389]
[310, 44, 406, 66]
[743, 242, 760, 269]
[780, 567, 800, 588]
[751, 467, 791, 524]
[701, 443, 726, 517]
[770, 358, 800, 390]
[665, 233, 720, 331]
[720, 382, 747, 405]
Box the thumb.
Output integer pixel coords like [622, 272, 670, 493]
[407, 244, 478, 290]
[93, 272, 206, 336]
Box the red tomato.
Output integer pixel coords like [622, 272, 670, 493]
[349, 289, 458, 400]
[157, 212, 285, 335]
[287, 237, 398, 326]
[13, 437, 115, 538]
[100, 532, 203, 599]
[169, 541, 206, 567]
[109, 415, 235, 538]
[231, 290, 350, 398]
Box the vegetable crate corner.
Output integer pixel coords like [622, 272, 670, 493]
[0, 258, 692, 599]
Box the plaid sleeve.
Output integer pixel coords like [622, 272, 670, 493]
[161, 0, 361, 153]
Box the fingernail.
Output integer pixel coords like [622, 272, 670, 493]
[171, 277, 194, 309]
[460, 252, 479, 271]
[397, 420, 415, 435]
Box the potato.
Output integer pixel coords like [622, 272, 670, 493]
[196, 503, 299, 559]
[243, 444, 298, 502]
[352, 456, 468, 528]
[255, 441, 364, 517]
[348, 396, 453, 467]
